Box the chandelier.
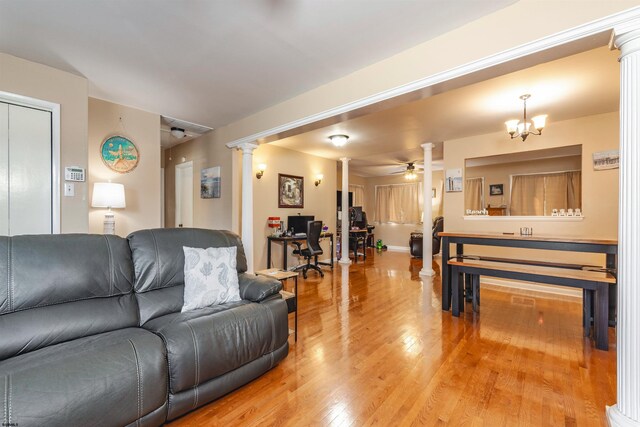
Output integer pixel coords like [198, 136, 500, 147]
[505, 94, 547, 142]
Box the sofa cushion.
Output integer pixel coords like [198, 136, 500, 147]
[128, 228, 250, 324]
[128, 228, 248, 294]
[0, 234, 138, 361]
[143, 300, 288, 394]
[0, 328, 167, 427]
[182, 246, 241, 312]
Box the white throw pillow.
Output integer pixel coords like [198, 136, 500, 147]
[181, 246, 241, 312]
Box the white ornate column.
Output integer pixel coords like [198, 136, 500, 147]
[608, 22, 640, 427]
[237, 142, 258, 273]
[420, 143, 435, 277]
[339, 157, 351, 265]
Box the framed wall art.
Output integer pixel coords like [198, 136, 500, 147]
[201, 166, 221, 199]
[100, 135, 139, 173]
[489, 184, 504, 196]
[278, 174, 304, 208]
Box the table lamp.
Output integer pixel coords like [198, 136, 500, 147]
[92, 182, 126, 235]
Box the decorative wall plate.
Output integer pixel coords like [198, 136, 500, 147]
[100, 135, 139, 173]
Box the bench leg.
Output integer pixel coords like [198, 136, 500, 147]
[583, 289, 593, 337]
[452, 267, 462, 317]
[472, 275, 480, 313]
[465, 274, 473, 302]
[594, 283, 609, 351]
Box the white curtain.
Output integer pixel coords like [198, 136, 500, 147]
[464, 178, 484, 211]
[374, 183, 423, 224]
[510, 171, 581, 215]
[349, 184, 365, 208]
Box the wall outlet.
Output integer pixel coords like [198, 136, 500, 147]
[64, 183, 75, 197]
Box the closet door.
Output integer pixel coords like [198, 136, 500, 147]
[0, 102, 52, 236]
[0, 103, 8, 235]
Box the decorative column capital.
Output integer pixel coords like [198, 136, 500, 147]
[421, 142, 435, 150]
[610, 18, 640, 57]
[340, 157, 351, 163]
[236, 142, 259, 153]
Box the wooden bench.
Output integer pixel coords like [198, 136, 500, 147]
[447, 257, 616, 351]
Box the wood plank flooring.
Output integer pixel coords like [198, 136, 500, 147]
[169, 250, 616, 426]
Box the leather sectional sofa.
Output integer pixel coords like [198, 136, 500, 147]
[0, 228, 289, 426]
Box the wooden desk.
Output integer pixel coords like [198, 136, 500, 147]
[255, 268, 299, 341]
[439, 231, 618, 324]
[266, 232, 334, 271]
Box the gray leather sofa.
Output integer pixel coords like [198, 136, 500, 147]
[0, 228, 289, 426]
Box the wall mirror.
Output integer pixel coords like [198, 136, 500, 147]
[464, 145, 582, 216]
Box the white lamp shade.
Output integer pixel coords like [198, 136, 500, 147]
[532, 114, 547, 130]
[92, 183, 126, 208]
[505, 120, 519, 133]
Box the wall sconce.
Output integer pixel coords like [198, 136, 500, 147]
[256, 163, 266, 179]
[315, 174, 323, 186]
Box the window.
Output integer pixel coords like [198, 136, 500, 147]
[510, 171, 581, 215]
[374, 182, 423, 224]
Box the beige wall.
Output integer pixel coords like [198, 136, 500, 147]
[0, 53, 89, 232]
[252, 144, 337, 270]
[444, 111, 618, 265]
[466, 155, 582, 211]
[88, 98, 161, 236]
[163, 131, 234, 231]
[361, 170, 444, 248]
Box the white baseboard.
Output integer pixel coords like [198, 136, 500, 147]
[480, 277, 581, 299]
[386, 245, 410, 252]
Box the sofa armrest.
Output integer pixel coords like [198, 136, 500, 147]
[238, 273, 282, 302]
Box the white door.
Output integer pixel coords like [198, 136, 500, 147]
[175, 161, 193, 228]
[0, 102, 52, 236]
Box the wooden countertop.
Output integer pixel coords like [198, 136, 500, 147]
[438, 231, 617, 246]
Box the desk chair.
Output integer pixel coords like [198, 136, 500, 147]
[292, 220, 324, 279]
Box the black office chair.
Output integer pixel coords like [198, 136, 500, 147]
[292, 220, 324, 279]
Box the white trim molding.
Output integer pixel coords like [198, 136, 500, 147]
[386, 245, 410, 253]
[225, 7, 640, 150]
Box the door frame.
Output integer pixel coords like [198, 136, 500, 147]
[175, 161, 193, 228]
[0, 90, 61, 234]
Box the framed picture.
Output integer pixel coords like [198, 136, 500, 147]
[593, 150, 619, 170]
[432, 187, 436, 198]
[201, 166, 221, 199]
[278, 174, 304, 208]
[445, 168, 463, 192]
[100, 135, 139, 173]
[489, 184, 504, 196]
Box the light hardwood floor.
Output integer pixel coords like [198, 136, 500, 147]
[169, 250, 616, 426]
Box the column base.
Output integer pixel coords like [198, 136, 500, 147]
[607, 405, 640, 427]
[338, 259, 352, 265]
[419, 268, 435, 277]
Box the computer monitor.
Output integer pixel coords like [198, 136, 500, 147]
[350, 206, 363, 222]
[288, 215, 314, 234]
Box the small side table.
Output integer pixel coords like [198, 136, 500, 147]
[255, 268, 298, 341]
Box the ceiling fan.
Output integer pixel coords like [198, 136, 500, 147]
[390, 162, 424, 180]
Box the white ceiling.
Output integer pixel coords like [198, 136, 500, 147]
[0, 0, 516, 130]
[271, 46, 620, 176]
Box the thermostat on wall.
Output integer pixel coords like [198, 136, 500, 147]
[65, 166, 85, 182]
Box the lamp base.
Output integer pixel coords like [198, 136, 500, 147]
[103, 212, 115, 235]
